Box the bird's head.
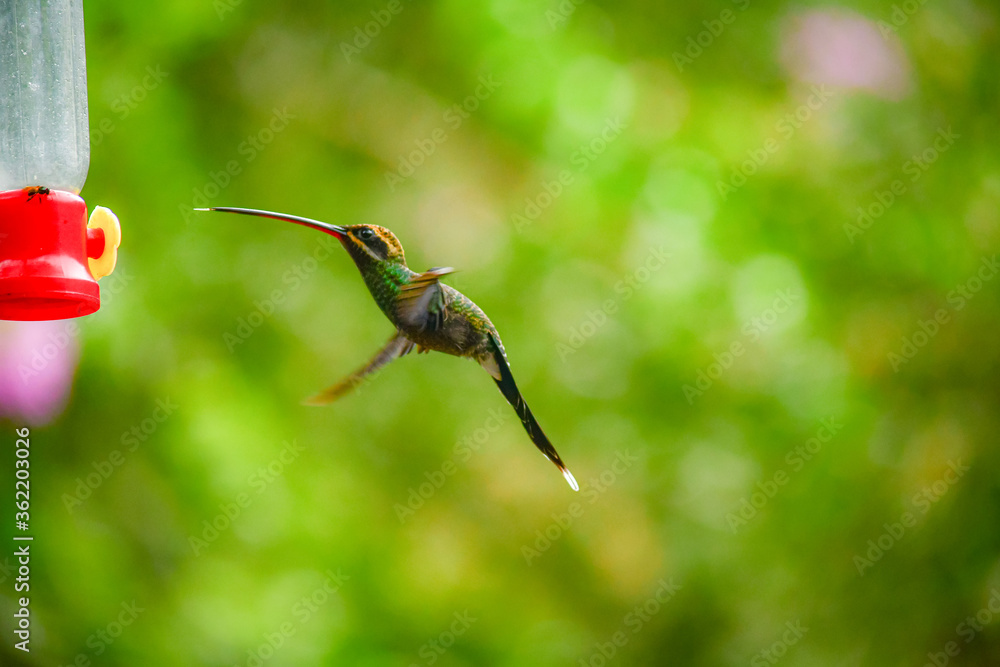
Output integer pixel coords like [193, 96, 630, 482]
[338, 224, 407, 267]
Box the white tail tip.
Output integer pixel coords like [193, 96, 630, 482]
[562, 468, 579, 492]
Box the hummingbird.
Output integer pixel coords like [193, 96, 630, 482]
[198, 206, 578, 491]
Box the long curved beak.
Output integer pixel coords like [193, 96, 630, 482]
[196, 206, 346, 239]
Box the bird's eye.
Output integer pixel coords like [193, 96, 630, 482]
[358, 228, 375, 241]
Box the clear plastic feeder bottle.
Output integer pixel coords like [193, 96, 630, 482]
[0, 0, 120, 321]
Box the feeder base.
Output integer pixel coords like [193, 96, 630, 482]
[0, 189, 101, 321]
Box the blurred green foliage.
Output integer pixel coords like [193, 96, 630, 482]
[2, 0, 1000, 665]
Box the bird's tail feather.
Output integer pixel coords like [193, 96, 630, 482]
[488, 335, 578, 491]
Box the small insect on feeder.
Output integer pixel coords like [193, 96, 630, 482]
[0, 0, 120, 321]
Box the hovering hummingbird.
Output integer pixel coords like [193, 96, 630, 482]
[198, 206, 578, 491]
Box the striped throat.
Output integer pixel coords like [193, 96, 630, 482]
[337, 224, 417, 320]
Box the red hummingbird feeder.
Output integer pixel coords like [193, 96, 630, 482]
[0, 0, 121, 321]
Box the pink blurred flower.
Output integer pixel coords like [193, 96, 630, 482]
[780, 9, 911, 100]
[0, 321, 79, 425]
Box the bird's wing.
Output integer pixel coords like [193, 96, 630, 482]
[303, 331, 415, 405]
[395, 267, 455, 333]
[482, 332, 579, 491]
